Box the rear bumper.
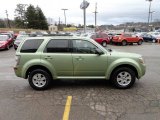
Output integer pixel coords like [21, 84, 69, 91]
[14, 66, 22, 78]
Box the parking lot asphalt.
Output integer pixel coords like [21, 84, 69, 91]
[0, 43, 160, 120]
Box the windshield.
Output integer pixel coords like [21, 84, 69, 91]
[115, 34, 122, 37]
[0, 35, 9, 41]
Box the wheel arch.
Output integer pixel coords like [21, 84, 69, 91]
[25, 65, 53, 79]
[109, 64, 138, 80]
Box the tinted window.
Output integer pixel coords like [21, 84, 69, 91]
[73, 40, 98, 54]
[101, 34, 108, 38]
[91, 35, 96, 39]
[124, 34, 132, 37]
[0, 35, 9, 41]
[20, 39, 43, 53]
[45, 39, 70, 53]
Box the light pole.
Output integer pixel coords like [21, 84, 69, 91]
[150, 11, 155, 23]
[61, 9, 68, 26]
[24, 21, 28, 31]
[80, 0, 89, 33]
[93, 3, 98, 32]
[146, 0, 153, 26]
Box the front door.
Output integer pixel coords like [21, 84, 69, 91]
[72, 40, 108, 77]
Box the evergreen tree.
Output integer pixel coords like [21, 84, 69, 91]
[0, 19, 6, 28]
[36, 6, 48, 30]
[25, 5, 37, 29]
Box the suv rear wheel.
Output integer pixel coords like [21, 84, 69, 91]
[111, 67, 136, 89]
[28, 69, 52, 90]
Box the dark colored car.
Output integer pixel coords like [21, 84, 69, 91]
[91, 32, 110, 47]
[141, 34, 157, 43]
[14, 34, 30, 50]
[0, 35, 13, 50]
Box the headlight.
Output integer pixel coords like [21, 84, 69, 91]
[139, 57, 145, 64]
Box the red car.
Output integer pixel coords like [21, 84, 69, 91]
[0, 35, 14, 50]
[91, 32, 110, 47]
[112, 33, 143, 46]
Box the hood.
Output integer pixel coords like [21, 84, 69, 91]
[0, 41, 7, 44]
[110, 51, 141, 58]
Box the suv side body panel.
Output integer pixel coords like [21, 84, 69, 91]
[41, 53, 73, 77]
[72, 53, 108, 76]
[16, 53, 41, 78]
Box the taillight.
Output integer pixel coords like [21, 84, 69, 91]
[15, 55, 21, 65]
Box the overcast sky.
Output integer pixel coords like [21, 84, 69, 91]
[0, 0, 160, 25]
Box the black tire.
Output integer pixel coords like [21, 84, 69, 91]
[28, 69, 52, 90]
[137, 40, 143, 45]
[122, 40, 127, 46]
[111, 67, 136, 89]
[102, 41, 107, 47]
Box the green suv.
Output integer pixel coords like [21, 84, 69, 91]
[14, 36, 146, 90]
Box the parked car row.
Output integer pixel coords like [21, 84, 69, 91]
[112, 33, 143, 46]
[0, 32, 15, 50]
[0, 30, 159, 51]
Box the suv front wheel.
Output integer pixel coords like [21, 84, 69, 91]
[28, 69, 52, 90]
[111, 67, 136, 89]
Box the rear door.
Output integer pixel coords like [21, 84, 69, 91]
[42, 39, 73, 76]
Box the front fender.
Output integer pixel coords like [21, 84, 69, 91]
[105, 58, 142, 79]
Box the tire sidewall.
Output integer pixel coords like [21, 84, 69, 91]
[122, 40, 127, 46]
[138, 40, 142, 45]
[111, 67, 136, 89]
[102, 41, 107, 47]
[28, 69, 51, 90]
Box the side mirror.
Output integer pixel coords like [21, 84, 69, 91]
[95, 48, 104, 55]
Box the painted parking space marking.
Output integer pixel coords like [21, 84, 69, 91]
[63, 96, 72, 120]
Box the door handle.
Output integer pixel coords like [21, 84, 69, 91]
[44, 56, 53, 59]
[75, 57, 83, 61]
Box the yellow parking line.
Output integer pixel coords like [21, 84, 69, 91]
[63, 96, 72, 120]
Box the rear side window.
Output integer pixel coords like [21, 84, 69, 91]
[124, 34, 132, 37]
[45, 39, 70, 53]
[20, 39, 44, 53]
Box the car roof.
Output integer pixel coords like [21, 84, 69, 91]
[26, 36, 91, 40]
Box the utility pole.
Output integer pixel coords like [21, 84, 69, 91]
[83, 0, 86, 33]
[150, 11, 155, 23]
[146, 0, 153, 27]
[93, 3, 98, 32]
[61, 9, 68, 26]
[5, 10, 11, 28]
